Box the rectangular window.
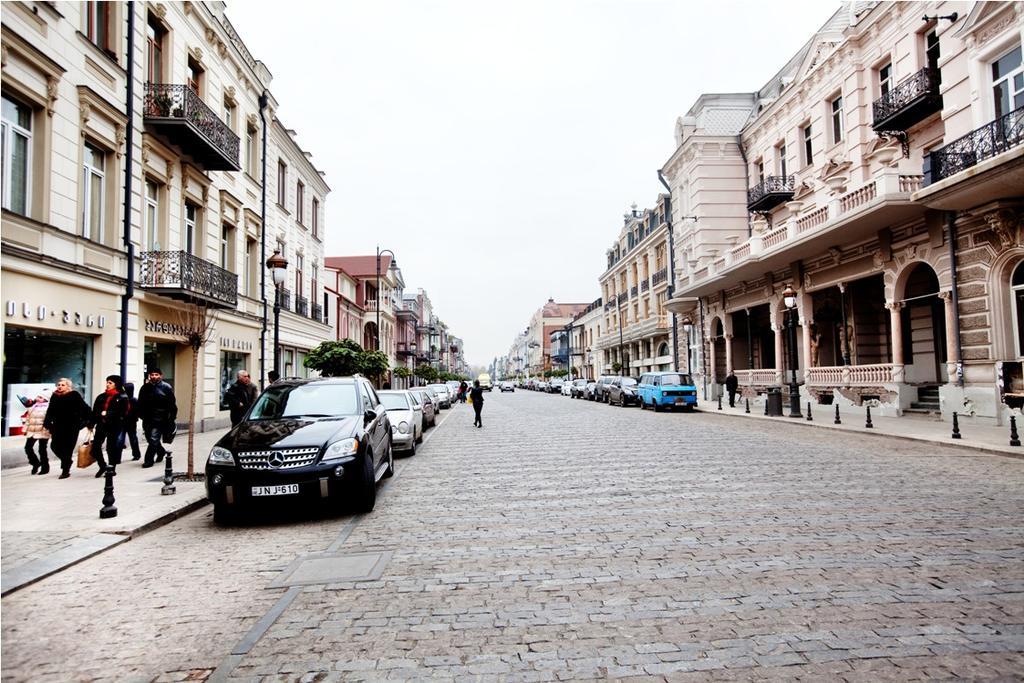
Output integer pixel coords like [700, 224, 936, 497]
[245, 125, 257, 176]
[187, 57, 203, 96]
[1, 94, 32, 216]
[82, 143, 105, 242]
[220, 224, 234, 270]
[277, 160, 287, 206]
[312, 197, 320, 238]
[145, 179, 160, 250]
[756, 160, 765, 184]
[311, 264, 319, 305]
[224, 100, 235, 132]
[830, 95, 844, 144]
[146, 16, 164, 83]
[184, 201, 198, 255]
[992, 45, 1024, 119]
[295, 253, 304, 297]
[296, 181, 305, 224]
[926, 30, 940, 71]
[244, 238, 255, 297]
[879, 62, 893, 97]
[777, 142, 787, 177]
[801, 123, 813, 166]
[86, 1, 110, 53]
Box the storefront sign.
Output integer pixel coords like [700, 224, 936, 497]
[5, 300, 106, 328]
[220, 337, 253, 351]
[144, 319, 188, 337]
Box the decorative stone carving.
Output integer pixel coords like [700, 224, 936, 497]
[1, 43, 8, 69]
[46, 75, 59, 117]
[154, 3, 168, 18]
[115, 124, 125, 159]
[141, 143, 151, 166]
[872, 250, 885, 268]
[827, 247, 841, 265]
[937, 290, 952, 302]
[981, 207, 1022, 248]
[79, 102, 92, 136]
[884, 301, 904, 312]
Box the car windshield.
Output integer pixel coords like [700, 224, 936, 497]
[248, 383, 358, 419]
[378, 392, 411, 410]
[429, 384, 447, 393]
[660, 374, 693, 386]
[622, 378, 638, 387]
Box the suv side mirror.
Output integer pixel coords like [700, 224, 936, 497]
[364, 408, 376, 424]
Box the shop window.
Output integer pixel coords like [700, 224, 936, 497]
[1, 94, 32, 216]
[284, 349, 294, 377]
[219, 351, 249, 410]
[82, 142, 106, 242]
[3, 327, 94, 436]
[1013, 261, 1024, 357]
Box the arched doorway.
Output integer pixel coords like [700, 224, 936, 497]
[1011, 261, 1024, 357]
[656, 341, 670, 371]
[713, 318, 727, 382]
[363, 322, 379, 351]
[901, 263, 946, 384]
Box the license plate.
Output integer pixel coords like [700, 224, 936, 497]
[251, 484, 299, 497]
[675, 398, 685, 404]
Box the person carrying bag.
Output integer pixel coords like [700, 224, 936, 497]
[44, 378, 92, 479]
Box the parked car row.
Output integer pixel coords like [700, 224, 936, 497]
[205, 376, 456, 525]
[534, 372, 700, 412]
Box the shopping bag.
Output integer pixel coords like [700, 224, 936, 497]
[77, 433, 95, 469]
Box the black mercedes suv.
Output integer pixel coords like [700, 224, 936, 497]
[205, 376, 393, 524]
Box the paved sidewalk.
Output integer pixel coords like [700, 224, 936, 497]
[1, 428, 226, 595]
[707, 397, 1023, 457]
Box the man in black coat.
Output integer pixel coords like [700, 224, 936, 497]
[725, 370, 739, 408]
[138, 368, 177, 468]
[469, 380, 484, 428]
[224, 370, 258, 426]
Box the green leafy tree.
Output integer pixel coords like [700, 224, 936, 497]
[612, 361, 622, 373]
[360, 350, 390, 384]
[415, 364, 438, 383]
[304, 339, 365, 377]
[393, 366, 412, 380]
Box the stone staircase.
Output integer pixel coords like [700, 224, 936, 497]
[905, 384, 941, 415]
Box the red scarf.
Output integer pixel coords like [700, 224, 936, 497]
[102, 387, 119, 413]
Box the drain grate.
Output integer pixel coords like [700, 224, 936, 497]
[268, 551, 392, 588]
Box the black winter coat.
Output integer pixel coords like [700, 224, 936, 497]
[138, 380, 177, 426]
[90, 391, 129, 430]
[43, 391, 90, 442]
[224, 380, 258, 424]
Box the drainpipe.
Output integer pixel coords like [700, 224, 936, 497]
[738, 136, 753, 238]
[258, 91, 269, 389]
[946, 211, 964, 387]
[658, 170, 680, 372]
[119, 1, 136, 382]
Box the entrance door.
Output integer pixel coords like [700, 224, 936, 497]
[144, 341, 177, 388]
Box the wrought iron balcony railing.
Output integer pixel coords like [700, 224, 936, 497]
[630, 285, 638, 298]
[747, 175, 795, 212]
[143, 83, 241, 171]
[139, 251, 237, 308]
[652, 268, 668, 285]
[617, 293, 628, 304]
[278, 287, 292, 311]
[641, 279, 650, 292]
[295, 295, 309, 316]
[310, 302, 324, 323]
[925, 105, 1024, 184]
[872, 67, 942, 132]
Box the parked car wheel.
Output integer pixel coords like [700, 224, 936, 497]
[213, 503, 235, 526]
[353, 450, 377, 513]
[619, 394, 626, 407]
[654, 401, 663, 413]
[384, 445, 395, 478]
[407, 438, 416, 456]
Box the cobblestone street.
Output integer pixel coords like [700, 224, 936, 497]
[3, 390, 1023, 681]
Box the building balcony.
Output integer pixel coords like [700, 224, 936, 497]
[747, 175, 795, 213]
[872, 68, 942, 133]
[640, 280, 649, 292]
[917, 105, 1024, 210]
[629, 285, 638, 298]
[295, 295, 309, 317]
[143, 84, 240, 171]
[396, 342, 416, 357]
[651, 268, 668, 287]
[617, 293, 628, 305]
[139, 251, 237, 309]
[278, 287, 292, 311]
[310, 302, 324, 324]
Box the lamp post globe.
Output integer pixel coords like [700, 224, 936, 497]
[265, 250, 289, 378]
[781, 284, 803, 418]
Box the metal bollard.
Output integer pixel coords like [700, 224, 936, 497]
[865, 405, 873, 429]
[717, 395, 722, 411]
[834, 404, 842, 425]
[951, 412, 962, 439]
[1011, 416, 1021, 447]
[806, 402, 813, 421]
[161, 451, 176, 495]
[745, 398, 750, 414]
[99, 467, 118, 518]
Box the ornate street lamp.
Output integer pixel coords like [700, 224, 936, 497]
[375, 246, 396, 352]
[266, 250, 288, 377]
[782, 284, 803, 418]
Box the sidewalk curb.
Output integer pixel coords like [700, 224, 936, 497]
[701, 408, 1024, 460]
[0, 497, 209, 597]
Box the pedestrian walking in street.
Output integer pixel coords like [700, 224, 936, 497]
[138, 368, 177, 468]
[267, 370, 280, 384]
[43, 378, 91, 479]
[124, 382, 142, 461]
[470, 380, 484, 428]
[89, 375, 129, 477]
[458, 380, 468, 404]
[224, 369, 258, 426]
[22, 391, 51, 474]
[725, 370, 738, 408]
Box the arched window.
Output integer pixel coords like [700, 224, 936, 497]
[657, 342, 670, 357]
[1012, 261, 1024, 357]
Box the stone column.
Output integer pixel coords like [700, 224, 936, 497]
[887, 301, 905, 383]
[708, 336, 717, 387]
[774, 323, 784, 385]
[724, 334, 734, 373]
[939, 291, 958, 381]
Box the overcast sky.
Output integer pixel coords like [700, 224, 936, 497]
[231, 1, 839, 367]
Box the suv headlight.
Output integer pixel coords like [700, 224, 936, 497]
[322, 437, 358, 464]
[208, 446, 235, 466]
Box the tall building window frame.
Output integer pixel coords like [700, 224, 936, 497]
[312, 197, 320, 238]
[187, 56, 204, 97]
[830, 95, 844, 144]
[85, 1, 111, 54]
[878, 61, 893, 97]
[146, 14, 165, 84]
[184, 201, 199, 255]
[992, 44, 1024, 120]
[82, 141, 106, 242]
[244, 237, 256, 297]
[295, 253, 304, 298]
[245, 124, 257, 177]
[144, 178, 160, 250]
[1, 94, 33, 216]
[801, 122, 813, 167]
[220, 223, 235, 270]
[277, 160, 287, 207]
[776, 141, 787, 177]
[296, 180, 305, 225]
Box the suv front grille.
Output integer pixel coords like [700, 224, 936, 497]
[238, 447, 321, 470]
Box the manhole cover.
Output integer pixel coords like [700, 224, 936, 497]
[269, 551, 391, 587]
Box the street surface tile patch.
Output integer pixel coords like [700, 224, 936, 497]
[268, 550, 391, 587]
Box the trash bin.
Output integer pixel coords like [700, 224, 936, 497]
[765, 387, 783, 416]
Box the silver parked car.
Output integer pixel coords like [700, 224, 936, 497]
[428, 383, 453, 409]
[409, 389, 436, 431]
[378, 390, 423, 455]
[412, 388, 440, 422]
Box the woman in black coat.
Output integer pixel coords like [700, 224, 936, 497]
[89, 374, 130, 476]
[43, 377, 91, 479]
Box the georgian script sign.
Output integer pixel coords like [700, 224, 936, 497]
[5, 300, 106, 328]
[145, 319, 189, 336]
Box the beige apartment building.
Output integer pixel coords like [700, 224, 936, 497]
[567, 298, 604, 380]
[665, 1, 1022, 424]
[596, 200, 675, 375]
[1, 1, 330, 433]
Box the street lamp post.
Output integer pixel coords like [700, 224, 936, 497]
[616, 292, 625, 376]
[782, 284, 803, 418]
[375, 247, 396, 352]
[681, 315, 693, 374]
[265, 250, 288, 377]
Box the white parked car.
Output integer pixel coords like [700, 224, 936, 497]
[427, 383, 452, 409]
[560, 381, 573, 396]
[377, 390, 423, 455]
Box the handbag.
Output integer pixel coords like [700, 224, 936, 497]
[77, 430, 95, 469]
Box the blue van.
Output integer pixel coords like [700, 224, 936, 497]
[638, 372, 698, 411]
